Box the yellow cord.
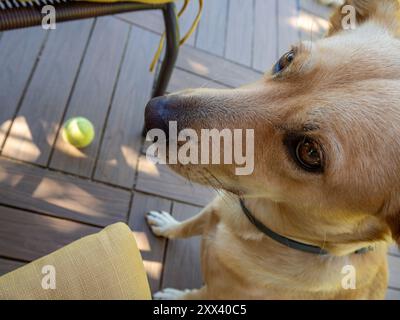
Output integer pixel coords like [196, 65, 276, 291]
[150, 0, 203, 72]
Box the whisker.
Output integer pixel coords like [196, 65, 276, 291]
[202, 168, 238, 207]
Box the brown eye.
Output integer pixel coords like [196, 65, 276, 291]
[273, 50, 295, 74]
[295, 138, 323, 171]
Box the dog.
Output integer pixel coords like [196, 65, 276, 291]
[144, 0, 400, 299]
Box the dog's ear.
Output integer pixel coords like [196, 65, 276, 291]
[327, 0, 400, 37]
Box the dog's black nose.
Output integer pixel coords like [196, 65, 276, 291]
[145, 96, 169, 135]
[145, 95, 183, 138]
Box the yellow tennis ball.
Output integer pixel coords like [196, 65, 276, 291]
[62, 117, 95, 148]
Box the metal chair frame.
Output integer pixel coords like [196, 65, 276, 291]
[0, 1, 180, 97]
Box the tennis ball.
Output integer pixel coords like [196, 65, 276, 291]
[62, 117, 95, 148]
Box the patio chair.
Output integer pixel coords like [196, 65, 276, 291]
[0, 223, 152, 299]
[0, 0, 202, 97]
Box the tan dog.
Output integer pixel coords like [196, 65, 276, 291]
[144, 0, 400, 299]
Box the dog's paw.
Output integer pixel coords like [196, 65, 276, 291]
[146, 210, 180, 238]
[153, 288, 191, 300]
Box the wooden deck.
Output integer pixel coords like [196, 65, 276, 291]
[0, 0, 398, 299]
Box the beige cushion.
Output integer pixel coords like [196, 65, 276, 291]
[0, 223, 151, 300]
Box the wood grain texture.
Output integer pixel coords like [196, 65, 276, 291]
[135, 156, 216, 207]
[168, 68, 229, 93]
[225, 0, 254, 66]
[195, 0, 228, 56]
[278, 0, 300, 56]
[0, 27, 47, 147]
[2, 20, 93, 165]
[0, 157, 130, 226]
[116, 10, 164, 34]
[50, 17, 129, 177]
[0, 206, 100, 261]
[176, 44, 262, 88]
[388, 255, 400, 289]
[94, 26, 157, 188]
[128, 192, 171, 293]
[0, 258, 25, 276]
[253, 0, 278, 72]
[162, 202, 202, 290]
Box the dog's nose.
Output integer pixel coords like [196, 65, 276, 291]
[145, 95, 181, 137]
[145, 96, 169, 135]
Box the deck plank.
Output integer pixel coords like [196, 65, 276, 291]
[176, 0, 199, 46]
[388, 255, 400, 289]
[116, 10, 164, 34]
[162, 202, 202, 290]
[176, 45, 262, 88]
[225, 0, 254, 66]
[0, 206, 100, 262]
[195, 0, 228, 56]
[135, 155, 216, 207]
[2, 20, 93, 165]
[94, 26, 157, 188]
[0, 27, 47, 148]
[168, 68, 229, 93]
[128, 192, 172, 293]
[277, 0, 300, 56]
[0, 157, 130, 226]
[253, 0, 278, 72]
[0, 258, 25, 277]
[50, 17, 130, 177]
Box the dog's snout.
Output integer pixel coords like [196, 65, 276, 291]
[145, 95, 183, 136]
[145, 96, 168, 134]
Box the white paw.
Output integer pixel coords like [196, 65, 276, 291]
[146, 210, 180, 238]
[153, 288, 191, 300]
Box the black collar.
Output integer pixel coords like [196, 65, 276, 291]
[239, 199, 374, 256]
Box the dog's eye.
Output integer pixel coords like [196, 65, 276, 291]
[273, 50, 295, 74]
[295, 138, 323, 172]
[284, 135, 324, 173]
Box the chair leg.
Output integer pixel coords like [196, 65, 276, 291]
[143, 2, 180, 137]
[152, 2, 180, 98]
